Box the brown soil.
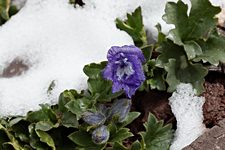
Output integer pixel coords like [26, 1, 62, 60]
[130, 90, 175, 135]
[203, 71, 225, 127]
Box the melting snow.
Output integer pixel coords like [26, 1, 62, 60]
[169, 83, 206, 150]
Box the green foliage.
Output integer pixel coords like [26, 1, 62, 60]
[0, 60, 145, 149]
[139, 113, 173, 150]
[195, 30, 225, 65]
[118, 0, 224, 94]
[144, 59, 167, 91]
[163, 0, 220, 44]
[156, 39, 208, 94]
[155, 0, 224, 94]
[1, 0, 223, 149]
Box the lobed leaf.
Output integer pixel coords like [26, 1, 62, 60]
[195, 31, 225, 65]
[163, 0, 220, 44]
[139, 113, 173, 150]
[116, 7, 147, 48]
[109, 128, 133, 143]
[156, 40, 208, 94]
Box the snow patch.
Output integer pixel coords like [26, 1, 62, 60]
[169, 83, 206, 150]
[0, 0, 133, 117]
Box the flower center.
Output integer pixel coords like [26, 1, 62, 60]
[116, 58, 134, 80]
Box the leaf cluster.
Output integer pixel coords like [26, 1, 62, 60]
[116, 0, 225, 94]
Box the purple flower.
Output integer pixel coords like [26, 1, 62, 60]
[82, 111, 106, 126]
[108, 98, 131, 123]
[92, 125, 109, 144]
[103, 45, 145, 98]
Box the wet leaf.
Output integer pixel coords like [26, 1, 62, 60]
[109, 128, 133, 142]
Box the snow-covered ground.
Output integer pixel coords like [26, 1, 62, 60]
[0, 0, 224, 117]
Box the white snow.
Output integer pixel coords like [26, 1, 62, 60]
[0, 0, 134, 117]
[169, 83, 206, 150]
[0, 0, 224, 117]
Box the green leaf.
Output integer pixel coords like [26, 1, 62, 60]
[163, 0, 188, 45]
[165, 58, 207, 94]
[195, 31, 225, 65]
[83, 62, 107, 79]
[35, 121, 56, 131]
[163, 0, 220, 44]
[155, 23, 166, 45]
[141, 45, 153, 61]
[131, 140, 142, 150]
[89, 83, 120, 102]
[88, 78, 111, 96]
[115, 7, 148, 48]
[36, 130, 56, 150]
[112, 142, 128, 150]
[65, 97, 91, 119]
[68, 130, 94, 147]
[58, 90, 81, 112]
[0, 124, 24, 150]
[139, 113, 173, 150]
[147, 61, 167, 91]
[109, 128, 133, 142]
[183, 41, 202, 60]
[61, 112, 79, 128]
[156, 40, 208, 94]
[26, 104, 57, 123]
[28, 124, 48, 150]
[120, 112, 141, 128]
[84, 62, 122, 102]
[0, 0, 10, 20]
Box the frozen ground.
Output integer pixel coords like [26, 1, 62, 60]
[0, 0, 224, 117]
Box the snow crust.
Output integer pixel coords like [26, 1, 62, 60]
[0, 0, 224, 117]
[169, 83, 206, 150]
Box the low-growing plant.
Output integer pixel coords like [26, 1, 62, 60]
[116, 0, 225, 95]
[0, 61, 173, 149]
[0, 0, 224, 149]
